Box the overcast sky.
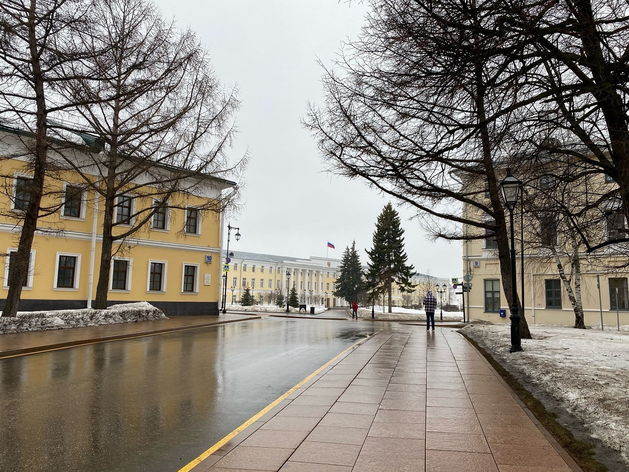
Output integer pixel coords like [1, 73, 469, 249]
[154, 0, 462, 279]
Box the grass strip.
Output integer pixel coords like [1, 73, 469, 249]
[460, 332, 606, 472]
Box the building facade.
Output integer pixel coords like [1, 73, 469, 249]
[221, 250, 453, 310]
[462, 170, 629, 327]
[1, 124, 233, 315]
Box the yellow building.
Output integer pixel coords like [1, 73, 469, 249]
[1, 124, 234, 315]
[222, 251, 344, 308]
[462, 170, 629, 327]
[222, 250, 453, 310]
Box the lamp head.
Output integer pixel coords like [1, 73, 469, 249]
[500, 168, 521, 211]
[235, 230, 241, 241]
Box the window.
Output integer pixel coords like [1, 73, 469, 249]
[242, 278, 247, 287]
[63, 185, 84, 218]
[56, 254, 79, 289]
[260, 279, 264, 288]
[232, 277, 237, 287]
[13, 176, 33, 211]
[484, 279, 501, 312]
[261, 266, 265, 273]
[269, 267, 273, 274]
[148, 262, 165, 291]
[252, 265, 256, 272]
[4, 250, 34, 288]
[251, 279, 256, 289]
[182, 264, 198, 293]
[269, 279, 272, 288]
[609, 278, 628, 310]
[115, 196, 133, 225]
[327, 283, 330, 290]
[243, 264, 247, 271]
[545, 279, 562, 309]
[185, 208, 200, 234]
[152, 201, 168, 230]
[276, 280, 280, 289]
[540, 213, 558, 247]
[606, 210, 626, 241]
[111, 259, 130, 290]
[234, 263, 238, 271]
[485, 228, 498, 249]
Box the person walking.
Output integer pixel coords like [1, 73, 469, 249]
[423, 290, 437, 330]
[351, 301, 358, 320]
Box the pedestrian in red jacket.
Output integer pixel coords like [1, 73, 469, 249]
[352, 301, 358, 320]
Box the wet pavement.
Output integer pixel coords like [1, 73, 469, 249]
[0, 315, 390, 472]
[184, 327, 582, 472]
[0, 315, 583, 472]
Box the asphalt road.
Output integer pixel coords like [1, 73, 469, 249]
[0, 317, 387, 472]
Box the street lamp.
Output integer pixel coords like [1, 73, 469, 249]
[500, 168, 523, 352]
[436, 284, 447, 321]
[286, 270, 291, 313]
[221, 223, 241, 314]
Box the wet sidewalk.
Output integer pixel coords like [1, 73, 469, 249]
[186, 326, 581, 472]
[0, 314, 258, 358]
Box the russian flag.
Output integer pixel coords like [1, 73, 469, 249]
[327, 242, 335, 249]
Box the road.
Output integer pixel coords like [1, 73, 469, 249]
[0, 317, 388, 472]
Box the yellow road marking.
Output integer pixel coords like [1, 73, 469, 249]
[178, 335, 371, 472]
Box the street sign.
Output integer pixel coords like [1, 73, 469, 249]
[226, 257, 231, 263]
[205, 255, 213, 264]
[464, 274, 472, 282]
[451, 277, 459, 285]
[452, 284, 457, 289]
[223, 264, 229, 272]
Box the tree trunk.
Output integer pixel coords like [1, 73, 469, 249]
[473, 59, 531, 339]
[93, 183, 115, 309]
[2, 1, 48, 317]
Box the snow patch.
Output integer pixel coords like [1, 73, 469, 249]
[0, 302, 167, 334]
[461, 324, 629, 466]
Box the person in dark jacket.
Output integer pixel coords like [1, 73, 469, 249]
[423, 290, 437, 330]
[352, 301, 358, 319]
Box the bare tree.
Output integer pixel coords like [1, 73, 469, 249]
[52, 0, 244, 308]
[0, 0, 92, 317]
[304, 0, 534, 337]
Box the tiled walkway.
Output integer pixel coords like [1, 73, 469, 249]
[189, 327, 581, 472]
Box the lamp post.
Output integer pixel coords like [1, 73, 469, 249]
[286, 270, 291, 313]
[500, 169, 523, 352]
[436, 284, 447, 321]
[221, 223, 241, 314]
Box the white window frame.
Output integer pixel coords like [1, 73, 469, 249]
[147, 260, 167, 293]
[184, 206, 202, 236]
[4, 248, 36, 290]
[61, 182, 87, 220]
[151, 199, 170, 231]
[110, 257, 133, 292]
[114, 194, 135, 226]
[182, 263, 199, 294]
[54, 252, 82, 290]
[12, 173, 33, 213]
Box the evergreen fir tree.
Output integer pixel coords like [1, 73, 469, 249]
[366, 203, 416, 313]
[241, 287, 254, 306]
[334, 241, 364, 304]
[276, 291, 286, 308]
[288, 285, 300, 308]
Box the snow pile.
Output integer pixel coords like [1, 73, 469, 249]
[461, 324, 629, 466]
[0, 302, 167, 334]
[226, 304, 327, 315]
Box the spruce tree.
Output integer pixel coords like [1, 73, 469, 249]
[241, 287, 254, 306]
[334, 241, 364, 304]
[276, 292, 286, 308]
[288, 285, 300, 308]
[366, 203, 416, 313]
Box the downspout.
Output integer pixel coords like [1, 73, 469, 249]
[87, 179, 99, 309]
